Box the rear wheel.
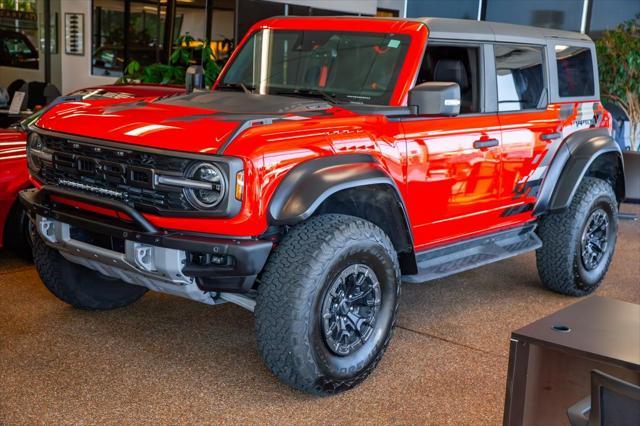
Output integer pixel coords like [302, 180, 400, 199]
[536, 177, 618, 296]
[255, 214, 401, 395]
[33, 235, 147, 310]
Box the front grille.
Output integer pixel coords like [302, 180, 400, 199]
[45, 137, 190, 172]
[36, 134, 194, 213]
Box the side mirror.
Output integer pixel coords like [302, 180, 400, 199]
[408, 82, 461, 116]
[185, 65, 205, 94]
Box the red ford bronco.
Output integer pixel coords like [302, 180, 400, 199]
[20, 17, 625, 395]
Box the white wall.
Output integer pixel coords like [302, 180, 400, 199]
[0, 63, 44, 90]
[59, 0, 117, 94]
[178, 7, 206, 40]
[212, 9, 234, 40]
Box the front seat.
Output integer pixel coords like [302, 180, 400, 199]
[433, 59, 472, 113]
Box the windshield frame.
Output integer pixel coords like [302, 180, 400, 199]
[214, 17, 428, 107]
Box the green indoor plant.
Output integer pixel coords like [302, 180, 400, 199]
[597, 15, 640, 200]
[596, 15, 640, 152]
[118, 34, 223, 89]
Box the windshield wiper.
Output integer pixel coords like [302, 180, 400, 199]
[217, 82, 254, 94]
[273, 89, 343, 104]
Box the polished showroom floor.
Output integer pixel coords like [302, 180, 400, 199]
[1, 204, 638, 424]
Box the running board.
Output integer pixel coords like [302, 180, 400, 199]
[402, 225, 542, 284]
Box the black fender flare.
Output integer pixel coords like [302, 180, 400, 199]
[534, 128, 625, 215]
[267, 154, 417, 273]
[269, 154, 406, 224]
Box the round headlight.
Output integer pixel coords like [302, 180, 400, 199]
[184, 162, 226, 209]
[27, 132, 43, 172]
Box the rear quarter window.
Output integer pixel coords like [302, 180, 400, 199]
[494, 44, 546, 112]
[555, 45, 595, 98]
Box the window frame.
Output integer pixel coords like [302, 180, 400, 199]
[414, 39, 493, 116]
[492, 41, 549, 114]
[547, 39, 600, 103]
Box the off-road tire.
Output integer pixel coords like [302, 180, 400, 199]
[33, 234, 147, 310]
[255, 214, 401, 395]
[536, 177, 618, 296]
[3, 201, 32, 259]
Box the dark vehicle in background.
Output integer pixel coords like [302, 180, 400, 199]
[0, 30, 39, 69]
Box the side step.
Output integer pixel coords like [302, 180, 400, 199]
[402, 225, 542, 284]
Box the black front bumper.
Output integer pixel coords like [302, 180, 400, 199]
[19, 186, 273, 293]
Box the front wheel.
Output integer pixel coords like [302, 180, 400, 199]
[255, 214, 401, 395]
[536, 177, 618, 296]
[33, 233, 147, 310]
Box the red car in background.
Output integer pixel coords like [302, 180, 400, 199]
[0, 84, 183, 256]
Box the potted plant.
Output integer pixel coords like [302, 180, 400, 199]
[596, 15, 640, 201]
[118, 34, 224, 89]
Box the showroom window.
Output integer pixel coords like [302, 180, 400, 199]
[0, 30, 39, 69]
[92, 0, 175, 76]
[92, 0, 126, 76]
[0, 0, 39, 69]
[92, 0, 237, 76]
[406, 0, 479, 20]
[130, 1, 168, 67]
[555, 45, 594, 98]
[485, 0, 583, 31]
[494, 44, 546, 112]
[588, 0, 640, 38]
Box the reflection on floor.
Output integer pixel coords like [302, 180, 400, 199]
[1, 204, 638, 424]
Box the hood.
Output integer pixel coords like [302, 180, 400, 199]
[35, 91, 335, 155]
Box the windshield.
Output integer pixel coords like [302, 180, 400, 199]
[219, 30, 411, 105]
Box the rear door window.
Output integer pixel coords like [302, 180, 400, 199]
[555, 45, 595, 98]
[494, 44, 546, 112]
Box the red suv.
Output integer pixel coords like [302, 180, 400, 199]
[20, 17, 624, 395]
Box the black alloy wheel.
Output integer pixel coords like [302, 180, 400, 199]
[321, 264, 382, 356]
[580, 208, 610, 271]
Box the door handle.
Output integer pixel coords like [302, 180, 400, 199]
[541, 132, 562, 141]
[473, 138, 499, 149]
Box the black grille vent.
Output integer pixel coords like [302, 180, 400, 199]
[37, 135, 193, 212]
[45, 137, 191, 172]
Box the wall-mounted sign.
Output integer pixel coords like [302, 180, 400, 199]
[64, 13, 84, 56]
